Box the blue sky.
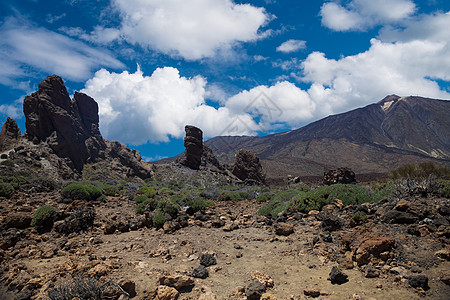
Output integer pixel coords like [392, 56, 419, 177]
[1, 0, 449, 161]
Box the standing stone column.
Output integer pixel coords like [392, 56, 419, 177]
[180, 125, 203, 170]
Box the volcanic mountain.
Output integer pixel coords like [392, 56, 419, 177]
[205, 95, 450, 180]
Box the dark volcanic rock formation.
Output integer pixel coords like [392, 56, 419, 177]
[22, 75, 151, 179]
[323, 167, 356, 185]
[232, 149, 266, 184]
[180, 125, 203, 169]
[23, 75, 104, 171]
[0, 117, 22, 151]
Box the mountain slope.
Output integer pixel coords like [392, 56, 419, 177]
[206, 95, 450, 179]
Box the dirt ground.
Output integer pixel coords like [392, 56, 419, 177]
[1, 193, 449, 299]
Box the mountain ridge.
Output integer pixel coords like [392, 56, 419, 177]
[203, 95, 450, 179]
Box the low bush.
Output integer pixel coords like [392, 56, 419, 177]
[99, 183, 120, 196]
[157, 198, 179, 217]
[390, 162, 450, 180]
[138, 186, 157, 198]
[31, 206, 56, 229]
[438, 179, 450, 198]
[290, 184, 372, 213]
[61, 181, 104, 202]
[258, 189, 302, 216]
[134, 195, 149, 203]
[219, 190, 250, 201]
[256, 192, 272, 203]
[135, 199, 158, 215]
[153, 210, 166, 228]
[353, 211, 368, 223]
[0, 182, 15, 199]
[48, 276, 122, 300]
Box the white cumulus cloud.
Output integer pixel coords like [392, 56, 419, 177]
[320, 0, 416, 31]
[88, 0, 271, 60]
[81, 67, 259, 144]
[276, 39, 306, 53]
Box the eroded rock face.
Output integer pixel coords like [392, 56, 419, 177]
[23, 75, 105, 171]
[22, 75, 151, 179]
[180, 125, 203, 169]
[323, 167, 356, 185]
[0, 117, 22, 151]
[232, 149, 266, 184]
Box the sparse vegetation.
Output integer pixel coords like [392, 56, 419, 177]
[48, 276, 122, 300]
[353, 211, 368, 224]
[153, 210, 166, 228]
[390, 162, 450, 180]
[0, 182, 15, 199]
[31, 206, 56, 229]
[61, 181, 104, 202]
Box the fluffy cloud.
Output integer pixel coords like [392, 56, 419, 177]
[81, 67, 259, 144]
[0, 17, 124, 83]
[320, 0, 416, 31]
[276, 39, 306, 53]
[91, 0, 270, 60]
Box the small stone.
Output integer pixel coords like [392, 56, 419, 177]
[246, 281, 266, 300]
[274, 222, 294, 236]
[303, 289, 321, 297]
[364, 266, 380, 278]
[148, 285, 179, 300]
[251, 271, 274, 288]
[408, 275, 429, 290]
[192, 265, 209, 279]
[158, 274, 194, 290]
[328, 266, 348, 284]
[200, 253, 217, 267]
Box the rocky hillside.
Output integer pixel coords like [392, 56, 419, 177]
[206, 95, 450, 179]
[0, 75, 152, 180]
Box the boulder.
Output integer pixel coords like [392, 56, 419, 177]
[0, 117, 22, 151]
[407, 275, 429, 290]
[328, 266, 348, 284]
[323, 167, 356, 185]
[158, 274, 194, 290]
[200, 253, 217, 267]
[192, 265, 209, 279]
[180, 125, 203, 169]
[231, 149, 266, 184]
[274, 222, 294, 236]
[148, 285, 179, 300]
[246, 281, 266, 300]
[353, 237, 395, 265]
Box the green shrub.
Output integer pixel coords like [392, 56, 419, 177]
[153, 210, 166, 228]
[33, 177, 59, 191]
[290, 184, 372, 213]
[0, 182, 15, 199]
[134, 195, 149, 203]
[219, 190, 250, 201]
[61, 181, 104, 202]
[135, 198, 158, 214]
[390, 162, 450, 180]
[138, 187, 157, 198]
[157, 198, 179, 217]
[258, 189, 302, 216]
[186, 197, 214, 212]
[256, 192, 272, 203]
[353, 211, 368, 223]
[296, 185, 311, 192]
[158, 187, 174, 196]
[100, 184, 120, 196]
[31, 206, 56, 228]
[439, 179, 450, 198]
